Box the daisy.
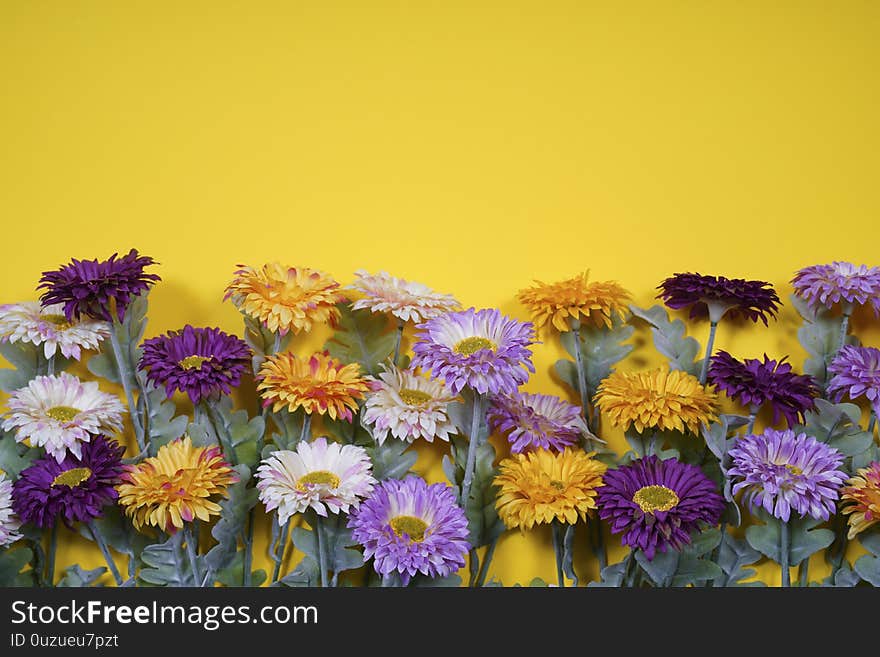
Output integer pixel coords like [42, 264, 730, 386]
[0, 302, 110, 360]
[347, 270, 460, 323]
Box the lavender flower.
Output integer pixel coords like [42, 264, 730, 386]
[657, 272, 780, 325]
[792, 261, 880, 315]
[827, 345, 880, 415]
[488, 391, 586, 453]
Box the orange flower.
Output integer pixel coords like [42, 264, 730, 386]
[840, 462, 880, 539]
[518, 272, 631, 332]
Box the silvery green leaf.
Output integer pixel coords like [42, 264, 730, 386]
[276, 555, 319, 587]
[447, 392, 490, 443]
[796, 399, 872, 458]
[557, 316, 634, 396]
[324, 411, 374, 446]
[187, 415, 217, 448]
[746, 512, 834, 565]
[629, 305, 700, 375]
[0, 430, 39, 479]
[521, 577, 550, 587]
[292, 513, 364, 580]
[205, 465, 258, 580]
[412, 573, 462, 587]
[635, 550, 679, 587]
[446, 435, 504, 548]
[587, 560, 627, 587]
[324, 303, 395, 377]
[0, 546, 35, 587]
[57, 564, 107, 587]
[553, 359, 578, 396]
[0, 341, 70, 392]
[199, 397, 265, 468]
[854, 552, 880, 586]
[790, 294, 847, 385]
[853, 443, 880, 472]
[141, 383, 188, 453]
[76, 506, 151, 578]
[242, 313, 291, 375]
[562, 524, 579, 587]
[87, 295, 148, 388]
[367, 440, 417, 481]
[214, 551, 267, 588]
[821, 563, 861, 587]
[266, 408, 304, 450]
[138, 536, 198, 587]
[712, 533, 764, 587]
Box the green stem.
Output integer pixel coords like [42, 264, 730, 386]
[183, 524, 201, 587]
[242, 513, 254, 587]
[315, 515, 328, 588]
[797, 557, 809, 587]
[699, 321, 718, 385]
[552, 521, 565, 588]
[205, 400, 237, 465]
[868, 412, 877, 435]
[475, 538, 498, 587]
[591, 520, 607, 572]
[271, 519, 290, 583]
[46, 523, 58, 586]
[838, 312, 850, 354]
[88, 521, 123, 586]
[459, 393, 485, 506]
[746, 412, 757, 435]
[622, 551, 638, 588]
[392, 319, 405, 366]
[300, 413, 312, 444]
[570, 323, 594, 439]
[780, 521, 790, 588]
[108, 322, 145, 452]
[46, 354, 55, 376]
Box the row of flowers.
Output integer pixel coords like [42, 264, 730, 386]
[0, 252, 879, 587]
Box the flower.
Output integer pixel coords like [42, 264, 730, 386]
[411, 307, 535, 395]
[488, 391, 586, 453]
[224, 263, 344, 336]
[361, 364, 457, 444]
[517, 272, 632, 331]
[657, 272, 780, 325]
[0, 302, 110, 360]
[840, 462, 880, 539]
[347, 270, 460, 323]
[594, 368, 717, 434]
[494, 448, 606, 530]
[792, 261, 880, 315]
[255, 437, 375, 521]
[257, 351, 369, 422]
[827, 345, 880, 415]
[2, 373, 125, 463]
[348, 475, 469, 584]
[117, 437, 238, 533]
[37, 249, 160, 323]
[726, 429, 846, 522]
[0, 474, 22, 547]
[12, 436, 126, 528]
[707, 351, 818, 426]
[597, 455, 724, 559]
[139, 325, 251, 405]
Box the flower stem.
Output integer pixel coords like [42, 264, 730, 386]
[459, 393, 485, 506]
[780, 521, 790, 588]
[300, 413, 312, 444]
[315, 515, 329, 588]
[797, 557, 809, 587]
[88, 521, 123, 586]
[838, 312, 850, 354]
[622, 550, 638, 588]
[109, 321, 145, 452]
[552, 521, 565, 588]
[205, 400, 237, 466]
[242, 513, 254, 587]
[46, 523, 58, 586]
[590, 520, 607, 572]
[746, 412, 757, 435]
[570, 324, 594, 440]
[392, 319, 405, 366]
[699, 321, 718, 385]
[475, 537, 498, 587]
[46, 355, 55, 376]
[868, 411, 876, 435]
[271, 519, 290, 583]
[183, 524, 201, 587]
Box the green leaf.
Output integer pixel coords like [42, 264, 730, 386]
[634, 550, 679, 587]
[587, 560, 627, 587]
[276, 555, 320, 587]
[57, 564, 107, 587]
[139, 535, 201, 587]
[411, 573, 463, 587]
[746, 513, 834, 565]
[205, 465, 258, 581]
[214, 551, 267, 588]
[0, 546, 35, 587]
[821, 563, 861, 587]
[796, 399, 873, 458]
[267, 408, 307, 450]
[790, 294, 848, 385]
[242, 313, 291, 375]
[142, 384, 188, 454]
[367, 440, 418, 481]
[556, 317, 634, 396]
[324, 412, 374, 446]
[76, 506, 152, 579]
[562, 524, 578, 587]
[323, 303, 395, 377]
[712, 533, 764, 587]
[86, 294, 148, 388]
[291, 513, 364, 583]
[0, 342, 40, 392]
[446, 434, 505, 548]
[629, 305, 700, 375]
[0, 429, 39, 479]
[854, 531, 880, 586]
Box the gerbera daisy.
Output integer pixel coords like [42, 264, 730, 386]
[726, 429, 846, 522]
[488, 391, 587, 453]
[348, 475, 469, 584]
[361, 364, 457, 445]
[792, 261, 880, 316]
[0, 301, 110, 360]
[517, 272, 632, 331]
[347, 270, 460, 323]
[37, 249, 160, 323]
[411, 307, 535, 396]
[257, 351, 369, 422]
[224, 262, 344, 336]
[0, 473, 22, 547]
[827, 345, 880, 415]
[597, 455, 724, 559]
[12, 436, 126, 528]
[594, 368, 718, 434]
[494, 448, 606, 530]
[840, 462, 880, 539]
[657, 272, 780, 325]
[139, 325, 251, 405]
[255, 437, 375, 521]
[2, 372, 125, 463]
[707, 351, 818, 426]
[117, 436, 238, 533]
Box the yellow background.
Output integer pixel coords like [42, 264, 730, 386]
[2, 1, 879, 586]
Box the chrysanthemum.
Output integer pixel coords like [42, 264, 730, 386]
[411, 308, 535, 396]
[347, 270, 460, 323]
[12, 436, 126, 528]
[594, 368, 718, 434]
[2, 373, 125, 463]
[792, 261, 880, 315]
[0, 474, 22, 547]
[657, 272, 780, 325]
[361, 365, 457, 445]
[840, 462, 880, 539]
[827, 345, 880, 415]
[257, 351, 369, 422]
[348, 475, 469, 584]
[517, 272, 632, 331]
[488, 391, 586, 453]
[0, 302, 110, 360]
[494, 448, 606, 530]
[117, 436, 238, 533]
[139, 325, 251, 405]
[224, 262, 344, 336]
[597, 455, 724, 559]
[726, 429, 846, 522]
[707, 351, 818, 426]
[256, 437, 375, 521]
[37, 249, 160, 323]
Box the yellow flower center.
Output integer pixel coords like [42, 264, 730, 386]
[633, 485, 680, 514]
[46, 406, 80, 422]
[453, 336, 497, 356]
[179, 355, 212, 370]
[398, 388, 433, 407]
[786, 464, 803, 476]
[42, 313, 72, 329]
[296, 470, 340, 491]
[549, 480, 566, 491]
[390, 515, 429, 543]
[51, 467, 92, 488]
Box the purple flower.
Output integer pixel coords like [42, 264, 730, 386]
[597, 455, 724, 560]
[792, 261, 880, 315]
[12, 436, 126, 528]
[348, 475, 470, 584]
[657, 272, 780, 325]
[38, 249, 160, 323]
[139, 325, 251, 405]
[827, 345, 880, 415]
[488, 391, 585, 453]
[707, 351, 818, 426]
[726, 429, 846, 522]
[411, 308, 535, 395]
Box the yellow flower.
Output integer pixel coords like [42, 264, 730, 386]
[224, 262, 344, 335]
[117, 437, 237, 533]
[594, 368, 717, 434]
[840, 462, 880, 539]
[517, 272, 632, 332]
[494, 448, 606, 530]
[257, 351, 369, 421]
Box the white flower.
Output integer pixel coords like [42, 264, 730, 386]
[0, 302, 110, 360]
[1, 372, 125, 463]
[256, 437, 375, 522]
[347, 270, 460, 323]
[0, 474, 22, 547]
[362, 365, 457, 444]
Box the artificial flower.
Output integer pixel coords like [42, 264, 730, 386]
[792, 261, 880, 315]
[657, 272, 780, 325]
[827, 345, 880, 415]
[347, 270, 460, 323]
[517, 272, 631, 331]
[0, 474, 22, 546]
[840, 462, 880, 539]
[488, 391, 587, 453]
[0, 301, 109, 360]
